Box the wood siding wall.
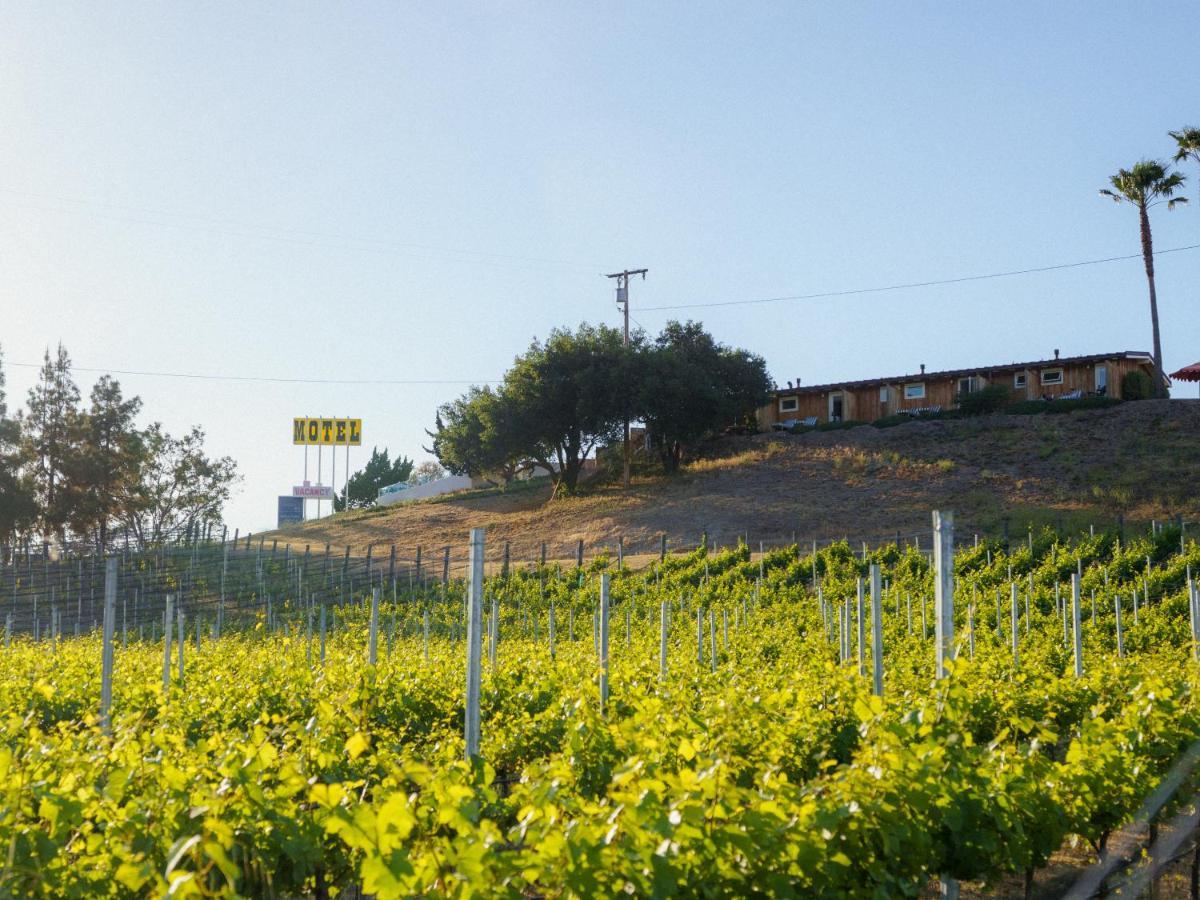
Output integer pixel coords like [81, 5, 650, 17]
[757, 357, 1156, 428]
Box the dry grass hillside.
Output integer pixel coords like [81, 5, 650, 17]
[267, 400, 1200, 559]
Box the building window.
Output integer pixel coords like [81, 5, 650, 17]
[1041, 369, 1063, 385]
[879, 386, 889, 402]
[1095, 364, 1108, 393]
[1014, 373, 1027, 389]
[904, 383, 925, 400]
[957, 376, 981, 395]
[779, 396, 799, 413]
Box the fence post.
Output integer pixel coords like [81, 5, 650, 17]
[369, 587, 379, 666]
[177, 605, 185, 688]
[162, 594, 174, 694]
[932, 511, 955, 680]
[319, 604, 327, 664]
[1071, 573, 1083, 677]
[100, 558, 117, 734]
[659, 601, 669, 677]
[870, 563, 884, 697]
[856, 578, 866, 677]
[1115, 595, 1124, 659]
[709, 609, 717, 673]
[1189, 579, 1199, 661]
[930, 511, 961, 900]
[599, 574, 610, 715]
[1010, 583, 1020, 666]
[549, 602, 556, 659]
[696, 608, 703, 664]
[464, 528, 484, 761]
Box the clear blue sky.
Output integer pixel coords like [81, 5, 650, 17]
[2, 2, 1197, 534]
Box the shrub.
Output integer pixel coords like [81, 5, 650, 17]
[956, 384, 1011, 416]
[815, 419, 869, 432]
[1005, 397, 1120, 416]
[1121, 370, 1152, 401]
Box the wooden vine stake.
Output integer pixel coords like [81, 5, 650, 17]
[1114, 595, 1124, 659]
[932, 511, 959, 899]
[1188, 578, 1198, 661]
[932, 511, 955, 679]
[1010, 584, 1020, 666]
[319, 604, 327, 665]
[870, 563, 884, 697]
[659, 601, 669, 677]
[856, 578, 866, 677]
[99, 558, 117, 734]
[161, 594, 174, 695]
[599, 573, 610, 716]
[368, 587, 379, 666]
[464, 528, 484, 761]
[1071, 573, 1083, 678]
[709, 609, 717, 674]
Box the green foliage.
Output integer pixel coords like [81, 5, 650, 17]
[430, 321, 769, 490]
[3, 345, 239, 549]
[1006, 396, 1120, 416]
[956, 383, 1011, 416]
[638, 321, 772, 472]
[1121, 370, 1152, 401]
[4, 528, 1200, 895]
[426, 386, 525, 486]
[334, 448, 413, 511]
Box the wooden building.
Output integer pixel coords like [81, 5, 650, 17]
[757, 350, 1162, 429]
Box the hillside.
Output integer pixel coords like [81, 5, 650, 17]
[268, 400, 1200, 559]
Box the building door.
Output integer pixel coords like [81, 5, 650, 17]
[829, 393, 844, 422]
[1095, 364, 1108, 395]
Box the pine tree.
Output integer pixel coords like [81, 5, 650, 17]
[0, 345, 38, 557]
[22, 344, 81, 543]
[63, 375, 144, 550]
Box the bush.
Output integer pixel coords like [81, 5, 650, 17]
[1005, 397, 1120, 416]
[956, 384, 1011, 416]
[1121, 370, 1152, 401]
[815, 419, 869, 432]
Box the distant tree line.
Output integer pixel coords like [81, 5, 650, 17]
[332, 452, 448, 511]
[427, 320, 771, 497]
[0, 344, 240, 555]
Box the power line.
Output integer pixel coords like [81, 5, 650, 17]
[634, 243, 1200, 312]
[5, 362, 499, 386]
[0, 187, 605, 272]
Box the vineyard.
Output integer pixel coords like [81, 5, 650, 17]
[1, 515, 1200, 897]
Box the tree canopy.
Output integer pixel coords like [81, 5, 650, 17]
[334, 448, 413, 511]
[0, 346, 240, 553]
[427, 321, 770, 495]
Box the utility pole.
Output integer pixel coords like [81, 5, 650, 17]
[606, 268, 648, 489]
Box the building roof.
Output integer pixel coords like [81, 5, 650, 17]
[775, 351, 1155, 396]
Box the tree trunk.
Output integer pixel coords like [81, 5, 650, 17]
[1139, 203, 1166, 398]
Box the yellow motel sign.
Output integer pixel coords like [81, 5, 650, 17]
[293, 417, 363, 446]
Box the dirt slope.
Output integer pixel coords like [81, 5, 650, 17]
[267, 400, 1200, 559]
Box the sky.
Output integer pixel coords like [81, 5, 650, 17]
[2, 2, 1198, 535]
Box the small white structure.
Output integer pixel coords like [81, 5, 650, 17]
[377, 474, 479, 506]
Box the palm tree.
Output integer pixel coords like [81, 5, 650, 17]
[1170, 126, 1200, 201]
[1100, 161, 1187, 397]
